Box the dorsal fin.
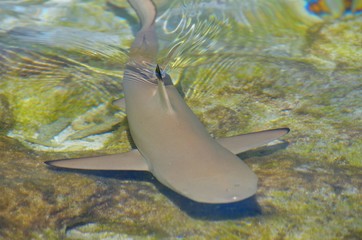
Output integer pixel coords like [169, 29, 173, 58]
[113, 98, 126, 109]
[155, 65, 174, 112]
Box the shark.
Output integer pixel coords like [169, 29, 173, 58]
[45, 0, 289, 203]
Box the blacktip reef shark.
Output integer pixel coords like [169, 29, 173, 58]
[45, 0, 289, 203]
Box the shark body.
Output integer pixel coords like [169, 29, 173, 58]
[46, 0, 289, 203]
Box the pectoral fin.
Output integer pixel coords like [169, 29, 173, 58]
[45, 149, 149, 171]
[217, 128, 290, 154]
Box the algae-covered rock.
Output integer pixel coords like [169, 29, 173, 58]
[0, 94, 13, 133]
[307, 16, 362, 69]
[0, 38, 127, 151]
[0, 0, 132, 151]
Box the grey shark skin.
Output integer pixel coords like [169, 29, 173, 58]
[45, 0, 289, 203]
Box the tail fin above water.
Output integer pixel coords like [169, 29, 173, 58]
[127, 0, 158, 62]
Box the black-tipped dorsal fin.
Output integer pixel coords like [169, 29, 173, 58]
[113, 98, 126, 109]
[155, 65, 174, 112]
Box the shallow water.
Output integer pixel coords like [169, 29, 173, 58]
[0, 0, 361, 239]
